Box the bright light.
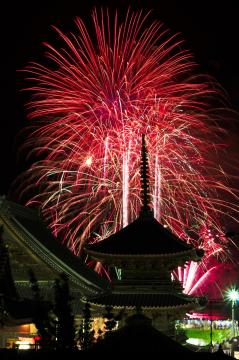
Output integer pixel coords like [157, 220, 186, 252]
[186, 338, 208, 346]
[225, 287, 239, 341]
[226, 287, 239, 303]
[229, 289, 239, 302]
[19, 344, 31, 350]
[16, 341, 31, 350]
[85, 156, 93, 166]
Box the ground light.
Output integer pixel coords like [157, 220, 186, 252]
[225, 287, 239, 338]
[225, 287, 239, 358]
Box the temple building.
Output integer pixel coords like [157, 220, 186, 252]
[0, 135, 214, 346]
[0, 196, 108, 347]
[84, 135, 205, 336]
[0, 196, 109, 300]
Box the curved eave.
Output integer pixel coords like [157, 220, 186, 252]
[86, 248, 201, 266]
[0, 201, 109, 295]
[87, 301, 196, 312]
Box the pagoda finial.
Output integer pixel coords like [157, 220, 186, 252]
[140, 134, 153, 217]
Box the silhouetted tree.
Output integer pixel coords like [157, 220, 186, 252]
[54, 273, 76, 350]
[77, 301, 94, 350]
[28, 269, 55, 349]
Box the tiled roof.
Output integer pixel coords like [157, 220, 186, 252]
[88, 292, 197, 309]
[86, 214, 196, 256]
[0, 199, 110, 294]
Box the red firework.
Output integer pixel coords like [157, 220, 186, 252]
[173, 224, 232, 297]
[13, 8, 239, 270]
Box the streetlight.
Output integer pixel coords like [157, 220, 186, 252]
[225, 287, 239, 358]
[226, 287, 239, 338]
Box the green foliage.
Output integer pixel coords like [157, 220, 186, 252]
[185, 328, 231, 344]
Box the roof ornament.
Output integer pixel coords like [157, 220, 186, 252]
[140, 134, 153, 218]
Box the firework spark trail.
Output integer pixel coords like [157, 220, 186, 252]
[122, 144, 131, 227]
[173, 258, 231, 298]
[14, 8, 239, 267]
[153, 155, 161, 220]
[172, 223, 234, 296]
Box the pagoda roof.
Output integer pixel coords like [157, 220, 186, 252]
[87, 292, 200, 310]
[85, 213, 200, 258]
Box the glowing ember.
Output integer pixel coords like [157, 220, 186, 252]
[85, 156, 93, 167]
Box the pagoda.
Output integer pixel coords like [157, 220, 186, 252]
[84, 135, 205, 336]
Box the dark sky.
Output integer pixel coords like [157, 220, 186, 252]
[1, 0, 239, 195]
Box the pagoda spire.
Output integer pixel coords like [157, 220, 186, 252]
[140, 134, 153, 217]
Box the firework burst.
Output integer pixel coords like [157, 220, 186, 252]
[13, 8, 239, 263]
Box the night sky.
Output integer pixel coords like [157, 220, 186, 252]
[2, 0, 239, 195]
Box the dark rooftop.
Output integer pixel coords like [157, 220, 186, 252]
[88, 292, 197, 309]
[0, 199, 109, 292]
[86, 213, 196, 256]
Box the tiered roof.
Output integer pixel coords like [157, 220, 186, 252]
[86, 213, 202, 260]
[86, 292, 202, 310]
